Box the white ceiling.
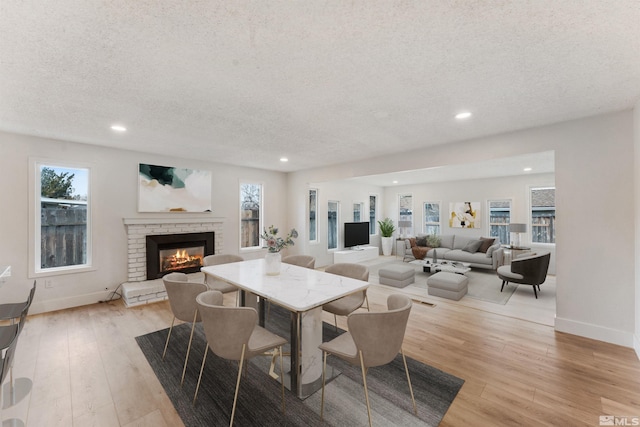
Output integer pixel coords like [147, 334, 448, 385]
[348, 151, 555, 187]
[0, 2, 638, 173]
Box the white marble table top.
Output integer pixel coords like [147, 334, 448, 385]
[0, 265, 10, 285]
[201, 258, 369, 313]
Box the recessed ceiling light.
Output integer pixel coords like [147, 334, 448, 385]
[455, 112, 472, 120]
[111, 125, 127, 132]
[280, 157, 288, 162]
[392, 180, 398, 184]
[524, 167, 532, 172]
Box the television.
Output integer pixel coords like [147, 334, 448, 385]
[344, 222, 370, 249]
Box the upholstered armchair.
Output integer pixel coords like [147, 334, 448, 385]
[497, 252, 551, 298]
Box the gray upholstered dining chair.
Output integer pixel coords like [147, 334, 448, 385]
[194, 290, 288, 426]
[282, 255, 316, 269]
[497, 252, 551, 298]
[319, 294, 416, 427]
[162, 272, 207, 385]
[202, 254, 243, 304]
[322, 263, 370, 330]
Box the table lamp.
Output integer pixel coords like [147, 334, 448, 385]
[508, 223, 527, 247]
[398, 221, 412, 238]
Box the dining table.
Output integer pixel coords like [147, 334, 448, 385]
[201, 258, 369, 398]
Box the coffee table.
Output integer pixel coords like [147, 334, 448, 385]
[410, 259, 471, 274]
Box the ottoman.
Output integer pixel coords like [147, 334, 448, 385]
[379, 264, 415, 288]
[427, 272, 468, 300]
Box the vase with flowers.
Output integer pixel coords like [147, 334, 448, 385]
[261, 225, 298, 275]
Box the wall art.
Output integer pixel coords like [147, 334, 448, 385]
[138, 163, 212, 212]
[449, 201, 480, 228]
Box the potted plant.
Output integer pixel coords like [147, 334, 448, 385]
[377, 218, 396, 256]
[261, 225, 298, 275]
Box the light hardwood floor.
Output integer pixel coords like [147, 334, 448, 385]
[3, 269, 639, 426]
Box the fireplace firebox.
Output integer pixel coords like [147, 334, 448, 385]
[146, 232, 214, 279]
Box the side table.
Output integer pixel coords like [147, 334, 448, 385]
[395, 239, 406, 260]
[502, 245, 532, 264]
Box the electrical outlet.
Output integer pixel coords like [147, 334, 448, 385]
[44, 279, 53, 289]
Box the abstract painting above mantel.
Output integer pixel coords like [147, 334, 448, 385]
[449, 201, 480, 228]
[138, 163, 212, 212]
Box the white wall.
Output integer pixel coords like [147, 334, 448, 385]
[634, 99, 640, 359]
[288, 179, 384, 268]
[0, 131, 288, 314]
[289, 110, 636, 348]
[382, 172, 556, 274]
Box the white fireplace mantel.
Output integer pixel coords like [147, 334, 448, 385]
[123, 216, 225, 225]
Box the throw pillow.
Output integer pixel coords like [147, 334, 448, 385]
[478, 237, 495, 253]
[416, 236, 427, 247]
[462, 239, 483, 253]
[426, 235, 441, 247]
[486, 242, 501, 258]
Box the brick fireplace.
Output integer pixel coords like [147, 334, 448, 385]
[121, 217, 224, 306]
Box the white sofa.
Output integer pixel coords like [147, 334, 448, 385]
[403, 234, 504, 270]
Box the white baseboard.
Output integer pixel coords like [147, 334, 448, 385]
[29, 290, 117, 315]
[634, 333, 640, 361]
[555, 316, 635, 348]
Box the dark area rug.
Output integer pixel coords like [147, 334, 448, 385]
[136, 304, 464, 426]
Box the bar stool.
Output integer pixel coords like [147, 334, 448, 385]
[0, 281, 36, 324]
[0, 326, 24, 427]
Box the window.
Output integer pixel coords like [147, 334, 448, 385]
[240, 183, 262, 249]
[398, 194, 413, 235]
[309, 189, 318, 242]
[369, 195, 377, 234]
[328, 201, 339, 250]
[423, 202, 440, 235]
[36, 162, 91, 273]
[531, 187, 555, 243]
[353, 202, 363, 222]
[488, 199, 511, 244]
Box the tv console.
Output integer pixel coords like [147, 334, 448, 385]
[333, 246, 378, 264]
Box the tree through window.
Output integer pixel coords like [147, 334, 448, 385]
[37, 163, 90, 271]
[240, 183, 262, 249]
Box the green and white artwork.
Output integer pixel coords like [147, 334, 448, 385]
[138, 163, 212, 212]
[449, 201, 480, 228]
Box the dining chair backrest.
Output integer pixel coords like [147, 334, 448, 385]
[203, 254, 244, 267]
[347, 294, 412, 368]
[324, 263, 369, 281]
[196, 290, 258, 360]
[163, 272, 207, 323]
[282, 255, 316, 269]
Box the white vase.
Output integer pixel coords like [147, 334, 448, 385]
[381, 236, 394, 256]
[265, 252, 282, 275]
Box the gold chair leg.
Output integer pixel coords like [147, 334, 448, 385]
[193, 344, 209, 405]
[402, 349, 417, 414]
[321, 351, 327, 420]
[181, 310, 198, 386]
[364, 294, 370, 312]
[279, 346, 285, 414]
[162, 317, 176, 360]
[359, 351, 373, 427]
[231, 345, 247, 427]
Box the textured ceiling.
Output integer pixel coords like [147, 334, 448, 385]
[0, 1, 639, 173]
